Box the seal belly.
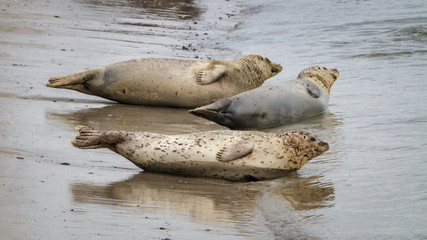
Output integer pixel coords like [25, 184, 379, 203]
[91, 59, 243, 107]
[86, 59, 210, 106]
[143, 161, 292, 181]
[119, 144, 296, 181]
[226, 81, 329, 129]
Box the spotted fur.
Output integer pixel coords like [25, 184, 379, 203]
[71, 126, 329, 181]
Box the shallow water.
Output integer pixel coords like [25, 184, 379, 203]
[230, 0, 427, 239]
[1, 0, 426, 239]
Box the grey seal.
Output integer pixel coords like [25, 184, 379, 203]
[71, 125, 329, 181]
[189, 66, 339, 129]
[47, 55, 282, 107]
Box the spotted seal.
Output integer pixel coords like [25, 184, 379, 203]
[189, 66, 339, 129]
[46, 55, 282, 107]
[71, 125, 329, 181]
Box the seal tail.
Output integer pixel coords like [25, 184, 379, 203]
[189, 98, 238, 129]
[71, 125, 126, 152]
[46, 69, 97, 94]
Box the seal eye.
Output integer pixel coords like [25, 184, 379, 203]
[265, 58, 271, 63]
[310, 137, 316, 142]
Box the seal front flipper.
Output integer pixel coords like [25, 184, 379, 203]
[196, 65, 227, 85]
[216, 141, 254, 162]
[306, 83, 320, 98]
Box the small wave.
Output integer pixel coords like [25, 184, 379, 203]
[348, 49, 427, 59]
[391, 25, 427, 42]
[80, 0, 204, 20]
[396, 26, 427, 36]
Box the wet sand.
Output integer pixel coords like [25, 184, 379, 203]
[0, 0, 323, 239]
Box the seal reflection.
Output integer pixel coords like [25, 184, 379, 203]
[71, 172, 335, 237]
[47, 104, 225, 134]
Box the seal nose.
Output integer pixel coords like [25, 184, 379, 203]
[318, 141, 329, 151]
[271, 64, 282, 73]
[331, 68, 339, 76]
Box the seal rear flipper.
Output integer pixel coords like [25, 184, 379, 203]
[196, 65, 227, 85]
[189, 98, 238, 129]
[216, 141, 254, 162]
[71, 125, 126, 152]
[46, 69, 97, 94]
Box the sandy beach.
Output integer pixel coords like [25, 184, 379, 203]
[0, 0, 278, 239]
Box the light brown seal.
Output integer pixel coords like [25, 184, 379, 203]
[190, 66, 339, 129]
[47, 55, 282, 107]
[71, 125, 329, 181]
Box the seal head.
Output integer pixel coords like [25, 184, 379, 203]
[283, 131, 329, 168]
[297, 66, 339, 94]
[233, 55, 283, 86]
